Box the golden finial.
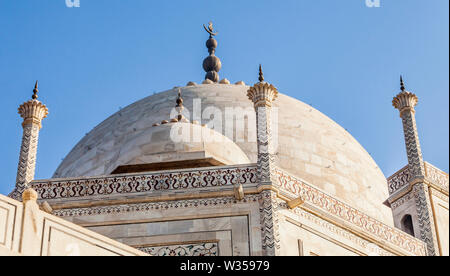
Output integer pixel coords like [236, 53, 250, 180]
[259, 64, 264, 82]
[32, 80, 39, 100]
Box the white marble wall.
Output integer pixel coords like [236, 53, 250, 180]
[58, 195, 264, 256]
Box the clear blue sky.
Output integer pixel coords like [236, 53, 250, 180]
[0, 0, 448, 196]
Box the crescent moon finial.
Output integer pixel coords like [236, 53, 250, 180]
[203, 22, 218, 37]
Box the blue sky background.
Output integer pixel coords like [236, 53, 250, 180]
[0, 0, 448, 196]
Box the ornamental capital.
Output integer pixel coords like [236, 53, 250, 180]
[392, 91, 418, 116]
[18, 99, 49, 128]
[247, 65, 278, 107]
[393, 76, 419, 116]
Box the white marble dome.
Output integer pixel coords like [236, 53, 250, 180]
[54, 84, 393, 226]
[89, 122, 250, 174]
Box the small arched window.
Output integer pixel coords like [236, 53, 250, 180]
[401, 214, 415, 236]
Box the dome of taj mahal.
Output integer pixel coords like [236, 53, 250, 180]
[53, 83, 393, 226]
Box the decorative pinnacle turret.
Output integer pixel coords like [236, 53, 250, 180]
[153, 88, 190, 126]
[176, 88, 183, 107]
[174, 88, 186, 122]
[13, 81, 49, 197]
[259, 64, 264, 82]
[176, 88, 184, 116]
[393, 75, 418, 116]
[32, 81, 39, 100]
[18, 81, 49, 128]
[247, 65, 279, 108]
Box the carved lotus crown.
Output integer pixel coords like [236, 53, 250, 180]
[392, 91, 418, 112]
[18, 100, 49, 127]
[247, 82, 279, 107]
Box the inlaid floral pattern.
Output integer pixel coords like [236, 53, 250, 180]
[28, 165, 257, 201]
[138, 242, 218, 256]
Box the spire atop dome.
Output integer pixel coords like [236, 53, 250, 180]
[202, 21, 221, 83]
[176, 88, 184, 111]
[400, 75, 406, 92]
[393, 75, 418, 114]
[172, 88, 186, 122]
[259, 64, 264, 82]
[248, 65, 278, 108]
[32, 80, 39, 100]
[175, 88, 185, 121]
[153, 88, 190, 126]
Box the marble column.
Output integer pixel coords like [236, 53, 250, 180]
[248, 66, 280, 256]
[11, 81, 48, 200]
[392, 77, 439, 256]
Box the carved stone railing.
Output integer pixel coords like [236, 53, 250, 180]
[29, 165, 258, 202]
[387, 165, 411, 195]
[274, 168, 427, 256]
[424, 162, 449, 192]
[137, 242, 218, 256]
[387, 163, 449, 196]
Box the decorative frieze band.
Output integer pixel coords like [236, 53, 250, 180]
[387, 166, 411, 195]
[52, 194, 262, 217]
[424, 162, 449, 192]
[137, 242, 218, 256]
[390, 193, 413, 210]
[430, 188, 449, 203]
[284, 204, 395, 256]
[388, 163, 449, 196]
[30, 165, 258, 201]
[274, 169, 426, 256]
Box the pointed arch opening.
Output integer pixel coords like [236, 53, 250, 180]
[401, 214, 415, 236]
